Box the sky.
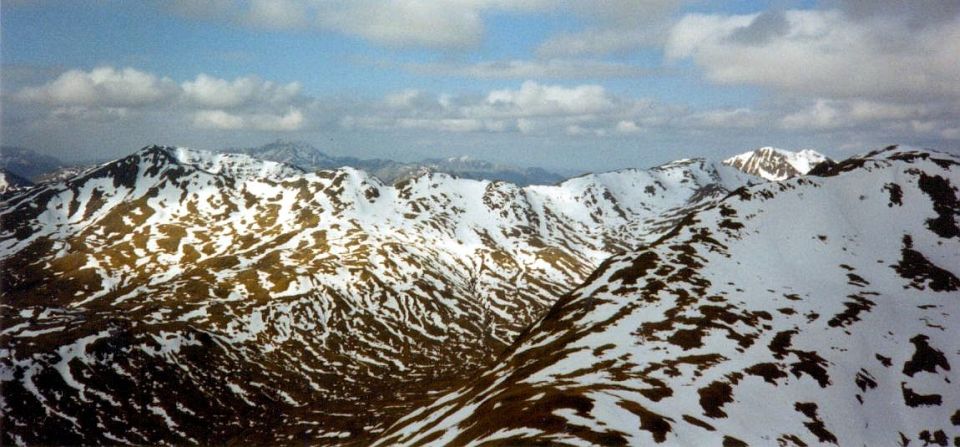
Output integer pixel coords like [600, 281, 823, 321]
[2, 0, 959, 172]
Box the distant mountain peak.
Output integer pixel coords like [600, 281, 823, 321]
[0, 146, 66, 181]
[723, 146, 830, 181]
[222, 141, 566, 186]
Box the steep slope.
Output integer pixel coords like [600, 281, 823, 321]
[0, 145, 753, 445]
[376, 146, 960, 446]
[724, 146, 829, 181]
[0, 169, 33, 193]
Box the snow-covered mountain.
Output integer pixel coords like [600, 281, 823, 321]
[375, 146, 960, 446]
[0, 146, 65, 181]
[0, 169, 32, 193]
[226, 140, 566, 185]
[0, 145, 752, 445]
[724, 146, 830, 181]
[33, 164, 101, 184]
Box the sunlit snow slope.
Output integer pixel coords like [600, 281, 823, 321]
[0, 145, 751, 445]
[376, 146, 960, 446]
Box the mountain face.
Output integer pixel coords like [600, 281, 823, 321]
[374, 146, 960, 446]
[0, 147, 65, 181]
[33, 164, 101, 184]
[0, 169, 33, 193]
[0, 145, 752, 445]
[227, 140, 566, 186]
[723, 146, 829, 181]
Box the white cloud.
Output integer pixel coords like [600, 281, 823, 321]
[615, 120, 641, 134]
[666, 9, 960, 100]
[193, 108, 304, 131]
[344, 81, 625, 134]
[17, 67, 177, 107]
[181, 74, 302, 109]
[396, 118, 503, 133]
[780, 99, 842, 130]
[516, 118, 535, 134]
[778, 98, 956, 135]
[346, 81, 665, 136]
[256, 108, 305, 131]
[399, 59, 656, 79]
[16, 66, 310, 132]
[688, 108, 762, 129]
[50, 106, 131, 122]
[479, 81, 615, 117]
[193, 110, 244, 129]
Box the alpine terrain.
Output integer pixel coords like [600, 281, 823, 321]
[723, 147, 830, 181]
[0, 145, 752, 445]
[0, 170, 33, 194]
[375, 146, 960, 446]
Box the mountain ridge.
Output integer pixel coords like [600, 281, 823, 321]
[373, 145, 960, 446]
[224, 140, 568, 186]
[0, 144, 753, 445]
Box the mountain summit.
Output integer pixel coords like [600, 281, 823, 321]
[723, 146, 829, 181]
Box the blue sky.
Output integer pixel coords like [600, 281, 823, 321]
[2, 0, 958, 171]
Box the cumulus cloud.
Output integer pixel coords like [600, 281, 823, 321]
[480, 81, 615, 117]
[665, 9, 960, 100]
[15, 66, 310, 132]
[193, 109, 244, 130]
[778, 98, 957, 136]
[345, 81, 660, 136]
[343, 78, 960, 144]
[17, 67, 178, 107]
[193, 108, 304, 131]
[615, 120, 641, 134]
[12, 65, 958, 153]
[181, 74, 302, 109]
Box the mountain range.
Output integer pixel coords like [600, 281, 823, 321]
[225, 140, 568, 186]
[376, 146, 960, 446]
[0, 147, 64, 182]
[2, 144, 956, 446]
[0, 145, 754, 444]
